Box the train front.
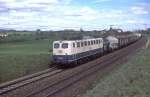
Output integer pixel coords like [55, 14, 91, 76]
[52, 41, 73, 65]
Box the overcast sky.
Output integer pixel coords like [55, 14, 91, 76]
[0, 0, 150, 31]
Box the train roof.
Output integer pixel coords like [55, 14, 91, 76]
[115, 33, 138, 38]
[106, 36, 118, 40]
[53, 37, 103, 43]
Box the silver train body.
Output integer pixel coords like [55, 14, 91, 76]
[52, 33, 141, 66]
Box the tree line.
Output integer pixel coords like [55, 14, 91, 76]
[0, 28, 150, 43]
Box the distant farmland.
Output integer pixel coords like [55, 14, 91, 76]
[0, 39, 53, 84]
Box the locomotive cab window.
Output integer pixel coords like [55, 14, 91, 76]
[62, 43, 68, 48]
[54, 43, 60, 48]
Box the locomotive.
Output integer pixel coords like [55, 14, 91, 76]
[52, 33, 141, 66]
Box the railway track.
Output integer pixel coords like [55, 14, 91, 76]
[24, 38, 146, 97]
[0, 37, 146, 97]
[0, 66, 63, 96]
[25, 52, 126, 97]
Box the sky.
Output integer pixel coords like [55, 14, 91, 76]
[0, 0, 150, 31]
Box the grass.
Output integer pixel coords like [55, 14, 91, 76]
[79, 36, 150, 97]
[0, 39, 53, 84]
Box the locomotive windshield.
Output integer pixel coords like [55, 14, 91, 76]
[62, 43, 68, 48]
[54, 43, 60, 48]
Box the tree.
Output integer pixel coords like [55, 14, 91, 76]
[80, 28, 84, 32]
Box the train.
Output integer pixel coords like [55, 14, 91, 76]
[52, 33, 142, 67]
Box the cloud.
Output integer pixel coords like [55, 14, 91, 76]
[0, 0, 15, 3]
[26, 0, 59, 4]
[0, 5, 131, 30]
[131, 6, 149, 15]
[64, 7, 97, 19]
[0, 0, 149, 30]
[130, 2, 150, 15]
[126, 20, 138, 24]
[99, 10, 125, 18]
[126, 19, 150, 24]
[94, 0, 111, 3]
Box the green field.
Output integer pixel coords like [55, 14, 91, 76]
[80, 36, 150, 97]
[0, 39, 53, 84]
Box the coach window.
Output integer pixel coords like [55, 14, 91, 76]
[77, 42, 80, 47]
[62, 43, 68, 49]
[88, 41, 90, 45]
[81, 42, 84, 47]
[54, 43, 59, 48]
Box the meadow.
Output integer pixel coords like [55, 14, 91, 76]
[80, 35, 150, 97]
[0, 30, 102, 84]
[0, 39, 53, 83]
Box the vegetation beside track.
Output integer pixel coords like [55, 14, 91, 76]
[0, 39, 52, 84]
[0, 30, 104, 84]
[0, 29, 149, 85]
[80, 36, 150, 97]
[0, 30, 100, 84]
